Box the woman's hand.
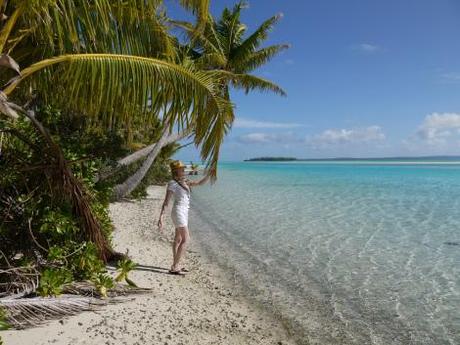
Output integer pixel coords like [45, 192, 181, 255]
[157, 215, 163, 232]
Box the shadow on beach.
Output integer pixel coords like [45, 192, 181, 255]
[134, 264, 171, 275]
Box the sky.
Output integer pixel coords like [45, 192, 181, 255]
[170, 0, 460, 161]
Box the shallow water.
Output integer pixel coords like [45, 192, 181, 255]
[189, 161, 460, 345]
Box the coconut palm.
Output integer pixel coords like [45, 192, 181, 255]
[111, 1, 290, 198]
[170, 1, 288, 172]
[177, 1, 289, 97]
[0, 0, 229, 261]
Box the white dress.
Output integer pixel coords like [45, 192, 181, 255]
[167, 180, 190, 228]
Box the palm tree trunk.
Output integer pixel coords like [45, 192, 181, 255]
[111, 127, 175, 200]
[96, 129, 189, 182]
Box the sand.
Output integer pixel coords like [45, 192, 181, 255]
[3, 185, 296, 345]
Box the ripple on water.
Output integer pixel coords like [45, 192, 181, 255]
[190, 163, 460, 345]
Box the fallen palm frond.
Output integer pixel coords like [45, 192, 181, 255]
[63, 281, 151, 298]
[0, 295, 106, 329]
[0, 267, 40, 299]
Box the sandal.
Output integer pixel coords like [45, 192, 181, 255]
[168, 269, 185, 275]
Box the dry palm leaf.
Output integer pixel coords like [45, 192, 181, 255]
[0, 91, 18, 119]
[63, 281, 151, 298]
[0, 295, 106, 329]
[0, 267, 39, 299]
[0, 54, 20, 74]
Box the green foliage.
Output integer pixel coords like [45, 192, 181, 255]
[39, 210, 79, 237]
[37, 268, 73, 297]
[115, 258, 138, 287]
[92, 273, 114, 298]
[47, 246, 67, 262]
[0, 106, 118, 269]
[69, 243, 106, 281]
[0, 307, 10, 331]
[0, 0, 285, 304]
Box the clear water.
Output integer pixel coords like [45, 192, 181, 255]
[189, 161, 460, 345]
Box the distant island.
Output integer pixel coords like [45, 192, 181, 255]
[244, 157, 298, 161]
[244, 156, 460, 162]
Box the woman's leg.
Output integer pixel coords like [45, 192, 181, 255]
[171, 226, 189, 271]
[171, 229, 182, 269]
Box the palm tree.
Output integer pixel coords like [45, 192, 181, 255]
[177, 1, 289, 97]
[0, 0, 288, 260]
[171, 1, 288, 168]
[0, 0, 227, 261]
[111, 1, 290, 198]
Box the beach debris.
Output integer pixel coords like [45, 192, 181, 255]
[0, 266, 40, 299]
[62, 281, 151, 298]
[0, 295, 105, 329]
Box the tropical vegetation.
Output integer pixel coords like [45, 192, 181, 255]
[0, 0, 287, 331]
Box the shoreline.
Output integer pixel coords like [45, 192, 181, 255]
[3, 185, 296, 345]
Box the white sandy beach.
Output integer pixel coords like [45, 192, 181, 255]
[3, 185, 296, 345]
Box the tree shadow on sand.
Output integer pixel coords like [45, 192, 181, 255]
[133, 264, 172, 275]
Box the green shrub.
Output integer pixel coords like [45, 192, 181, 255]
[115, 258, 138, 287]
[69, 243, 106, 280]
[37, 268, 73, 297]
[0, 307, 9, 331]
[92, 273, 114, 298]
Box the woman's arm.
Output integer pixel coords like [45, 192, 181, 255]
[157, 189, 172, 231]
[187, 168, 215, 187]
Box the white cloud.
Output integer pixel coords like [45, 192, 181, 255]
[236, 126, 386, 149]
[352, 43, 382, 54]
[413, 112, 460, 146]
[440, 73, 460, 82]
[237, 132, 302, 144]
[308, 126, 385, 147]
[233, 117, 304, 129]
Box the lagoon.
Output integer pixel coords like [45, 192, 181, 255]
[191, 161, 460, 344]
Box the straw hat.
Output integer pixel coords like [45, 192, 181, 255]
[169, 160, 185, 171]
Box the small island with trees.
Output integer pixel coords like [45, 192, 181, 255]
[244, 155, 460, 162]
[244, 157, 298, 161]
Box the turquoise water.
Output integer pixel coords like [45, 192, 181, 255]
[189, 161, 460, 345]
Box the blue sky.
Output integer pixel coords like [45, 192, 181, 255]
[171, 0, 460, 161]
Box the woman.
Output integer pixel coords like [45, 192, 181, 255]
[157, 160, 213, 274]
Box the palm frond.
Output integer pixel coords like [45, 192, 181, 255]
[0, 295, 105, 329]
[194, 94, 234, 180]
[0, 8, 20, 53]
[231, 13, 284, 66]
[178, 0, 210, 33]
[171, 19, 225, 65]
[217, 2, 247, 55]
[217, 71, 286, 97]
[0, 54, 20, 74]
[196, 52, 227, 69]
[63, 281, 151, 298]
[4, 53, 226, 131]
[0, 266, 39, 299]
[0, 91, 18, 119]
[237, 44, 290, 73]
[3, 0, 174, 60]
